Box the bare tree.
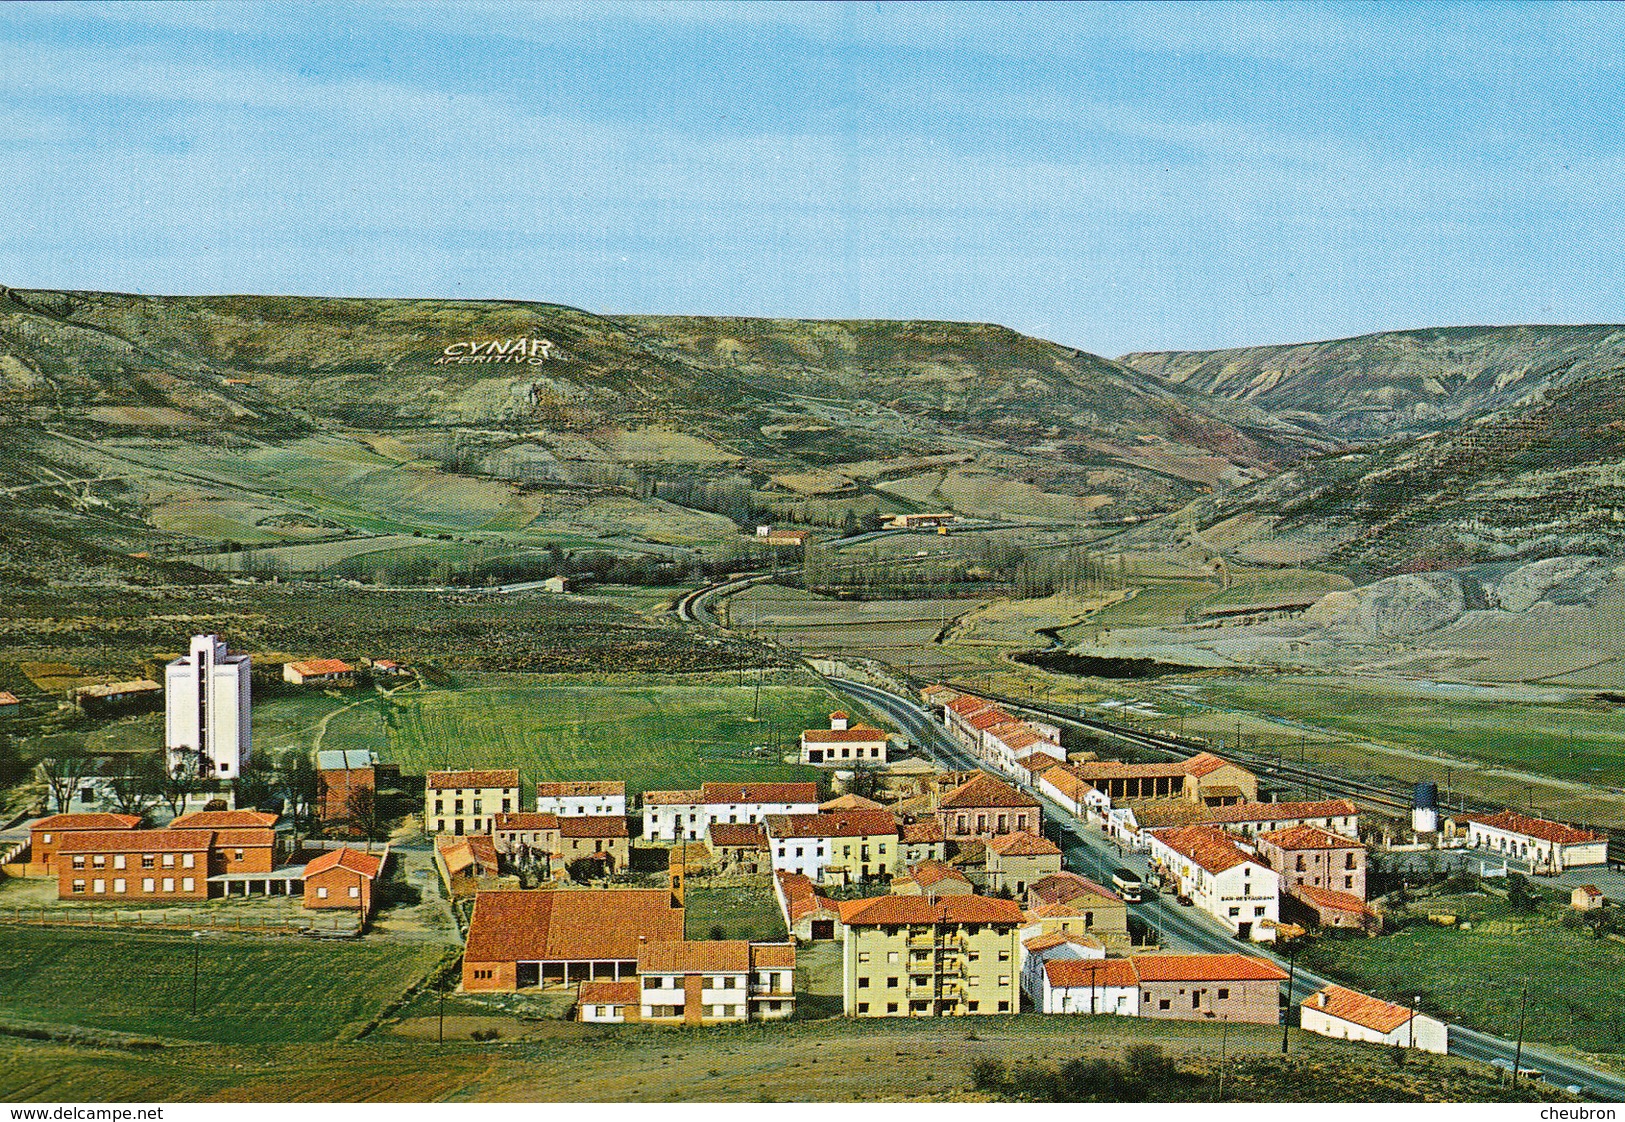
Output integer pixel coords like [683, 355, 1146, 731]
[345, 784, 388, 843]
[279, 752, 319, 825]
[106, 754, 162, 818]
[38, 750, 96, 813]
[159, 752, 202, 819]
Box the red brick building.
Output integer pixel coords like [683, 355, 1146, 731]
[170, 809, 279, 875]
[935, 773, 1041, 841]
[57, 829, 213, 900]
[303, 847, 384, 916]
[30, 812, 141, 875]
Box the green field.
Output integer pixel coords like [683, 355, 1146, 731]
[0, 926, 444, 1045]
[260, 678, 856, 797]
[1058, 579, 1220, 639]
[1303, 889, 1625, 1054]
[1192, 675, 1625, 786]
[683, 882, 788, 942]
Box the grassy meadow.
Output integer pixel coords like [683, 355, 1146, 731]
[256, 678, 853, 797]
[0, 926, 444, 1045]
[1302, 889, 1625, 1055]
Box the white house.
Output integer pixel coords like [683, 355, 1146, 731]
[1463, 810, 1607, 873]
[763, 809, 898, 885]
[1145, 825, 1280, 942]
[1300, 985, 1448, 1054]
[1039, 766, 1111, 821]
[642, 781, 821, 843]
[1039, 957, 1140, 1016]
[1202, 799, 1361, 840]
[1018, 929, 1104, 1008]
[799, 711, 891, 767]
[164, 634, 251, 780]
[535, 780, 626, 817]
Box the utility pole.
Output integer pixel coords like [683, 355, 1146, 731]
[1511, 981, 1529, 1088]
[1280, 941, 1299, 1054]
[438, 982, 447, 1044]
[1408, 994, 1420, 1050]
[1218, 1015, 1229, 1099]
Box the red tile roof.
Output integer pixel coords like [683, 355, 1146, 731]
[801, 726, 888, 743]
[1202, 799, 1359, 826]
[939, 773, 1039, 810]
[1182, 752, 1239, 779]
[426, 769, 520, 790]
[58, 829, 211, 853]
[1130, 954, 1287, 983]
[1307, 985, 1414, 1034]
[750, 942, 796, 969]
[708, 822, 768, 848]
[902, 820, 945, 844]
[766, 810, 897, 839]
[1023, 930, 1104, 954]
[1045, 958, 1139, 988]
[776, 870, 838, 922]
[559, 815, 629, 839]
[699, 781, 820, 805]
[946, 695, 995, 718]
[536, 781, 625, 798]
[837, 894, 1024, 926]
[1464, 810, 1603, 846]
[966, 708, 1015, 732]
[987, 830, 1062, 858]
[820, 793, 886, 812]
[1293, 885, 1372, 915]
[464, 889, 684, 963]
[169, 809, 277, 830]
[286, 659, 354, 676]
[494, 812, 561, 831]
[1148, 825, 1259, 874]
[1028, 871, 1121, 907]
[905, 860, 972, 888]
[642, 789, 702, 806]
[1039, 768, 1098, 804]
[32, 813, 141, 832]
[578, 979, 640, 1006]
[1257, 824, 1364, 851]
[639, 939, 751, 974]
[304, 847, 383, 878]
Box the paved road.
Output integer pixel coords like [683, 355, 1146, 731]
[831, 676, 1625, 1101]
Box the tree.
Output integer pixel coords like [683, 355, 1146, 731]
[106, 754, 162, 818]
[234, 752, 276, 811]
[39, 750, 96, 813]
[159, 753, 202, 819]
[346, 785, 389, 842]
[279, 752, 320, 826]
[565, 856, 601, 884]
[0, 730, 28, 790]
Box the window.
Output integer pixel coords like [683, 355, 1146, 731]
[968, 975, 980, 987]
[41, 833, 52, 845]
[113, 878, 125, 893]
[143, 878, 155, 893]
[886, 976, 899, 988]
[1254, 906, 1266, 917]
[1159, 999, 1171, 1010]
[857, 951, 871, 963]
[183, 878, 194, 892]
[349, 886, 360, 898]
[92, 855, 106, 868]
[162, 853, 175, 868]
[162, 878, 174, 892]
[317, 886, 329, 899]
[858, 977, 870, 988]
[92, 878, 105, 893]
[1228, 907, 1240, 918]
[887, 1002, 898, 1014]
[1217, 988, 1230, 1000]
[968, 950, 981, 962]
[997, 950, 1010, 962]
[72, 855, 85, 869]
[72, 879, 85, 893]
[887, 951, 899, 964]
[998, 975, 1010, 987]
[997, 1001, 1009, 1012]
[857, 1002, 870, 1014]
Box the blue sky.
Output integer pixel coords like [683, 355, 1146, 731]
[2, 1, 1623, 354]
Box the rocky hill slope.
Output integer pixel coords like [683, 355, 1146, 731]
[1121, 324, 1625, 442]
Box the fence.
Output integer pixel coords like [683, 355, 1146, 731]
[0, 905, 359, 936]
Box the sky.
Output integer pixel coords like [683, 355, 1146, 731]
[3, 1, 1624, 355]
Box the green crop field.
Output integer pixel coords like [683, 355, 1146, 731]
[267, 678, 856, 797]
[1191, 675, 1625, 786]
[683, 882, 788, 942]
[1302, 890, 1625, 1054]
[0, 926, 444, 1045]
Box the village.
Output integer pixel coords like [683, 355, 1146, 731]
[2, 632, 1616, 1079]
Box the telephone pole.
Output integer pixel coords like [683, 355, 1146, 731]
[1511, 981, 1529, 1088]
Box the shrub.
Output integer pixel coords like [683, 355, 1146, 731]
[969, 1056, 1006, 1092]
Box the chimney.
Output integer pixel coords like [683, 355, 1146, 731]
[1315, 991, 1327, 1009]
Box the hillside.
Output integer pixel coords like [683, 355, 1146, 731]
[1122, 324, 1625, 443]
[0, 286, 1308, 577]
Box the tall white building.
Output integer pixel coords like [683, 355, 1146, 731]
[165, 634, 251, 779]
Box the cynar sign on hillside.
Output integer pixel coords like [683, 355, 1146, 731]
[432, 335, 568, 366]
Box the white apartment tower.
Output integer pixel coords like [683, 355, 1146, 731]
[165, 634, 251, 779]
